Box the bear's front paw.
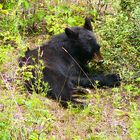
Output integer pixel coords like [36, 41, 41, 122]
[105, 74, 121, 87]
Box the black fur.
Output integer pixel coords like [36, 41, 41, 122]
[19, 18, 120, 104]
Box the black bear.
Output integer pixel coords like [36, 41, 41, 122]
[19, 17, 120, 105]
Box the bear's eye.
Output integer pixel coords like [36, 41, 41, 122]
[87, 36, 93, 40]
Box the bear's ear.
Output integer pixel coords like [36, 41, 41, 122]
[27, 47, 30, 52]
[65, 28, 79, 39]
[84, 17, 93, 31]
[25, 47, 30, 55]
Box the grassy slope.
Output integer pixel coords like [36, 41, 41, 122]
[0, 1, 140, 140]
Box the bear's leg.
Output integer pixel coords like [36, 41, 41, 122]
[43, 68, 89, 107]
[71, 74, 120, 88]
[93, 74, 120, 87]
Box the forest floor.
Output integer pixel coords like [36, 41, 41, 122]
[0, 35, 139, 140]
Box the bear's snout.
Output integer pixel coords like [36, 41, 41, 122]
[93, 51, 104, 64]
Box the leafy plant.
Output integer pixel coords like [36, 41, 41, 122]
[20, 49, 50, 95]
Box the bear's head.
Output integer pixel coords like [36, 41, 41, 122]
[65, 17, 103, 64]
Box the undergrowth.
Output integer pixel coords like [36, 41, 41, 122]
[0, 0, 139, 139]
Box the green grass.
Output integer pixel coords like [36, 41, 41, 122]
[0, 0, 140, 139]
